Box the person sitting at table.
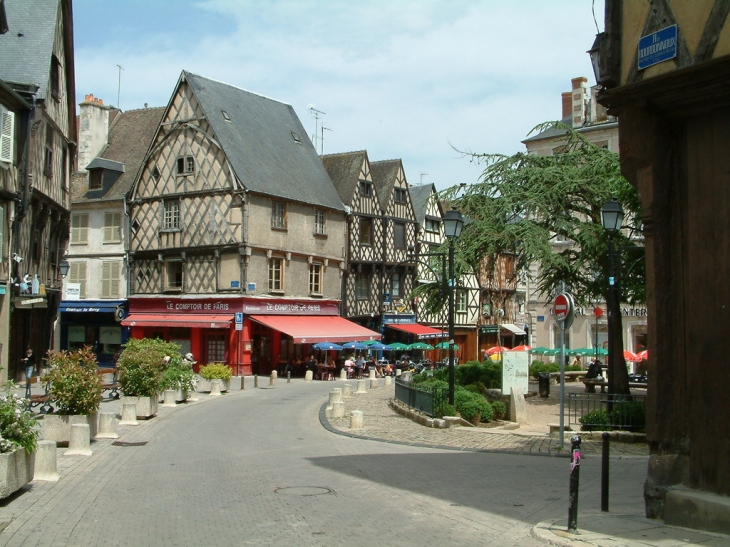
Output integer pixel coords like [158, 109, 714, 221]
[383, 362, 393, 376]
[343, 355, 355, 378]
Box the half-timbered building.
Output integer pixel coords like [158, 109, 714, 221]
[0, 0, 75, 381]
[125, 72, 378, 375]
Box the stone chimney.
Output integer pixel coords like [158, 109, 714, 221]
[561, 92, 572, 119]
[571, 77, 588, 128]
[77, 94, 110, 172]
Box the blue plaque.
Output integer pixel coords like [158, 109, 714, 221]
[638, 24, 677, 70]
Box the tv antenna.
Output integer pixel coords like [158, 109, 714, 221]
[320, 126, 332, 155]
[308, 105, 326, 153]
[420, 173, 428, 185]
[116, 64, 124, 110]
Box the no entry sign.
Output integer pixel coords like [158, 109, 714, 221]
[553, 293, 575, 329]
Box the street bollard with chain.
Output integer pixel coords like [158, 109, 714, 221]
[568, 435, 581, 533]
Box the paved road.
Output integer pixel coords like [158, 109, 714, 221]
[0, 380, 648, 546]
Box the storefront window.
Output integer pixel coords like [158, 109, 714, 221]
[68, 326, 86, 351]
[99, 326, 122, 356]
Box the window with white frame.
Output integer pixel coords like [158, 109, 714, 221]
[456, 290, 468, 313]
[309, 263, 322, 294]
[71, 213, 89, 244]
[69, 262, 87, 298]
[314, 209, 326, 235]
[391, 272, 401, 297]
[165, 260, 183, 291]
[268, 257, 284, 292]
[103, 212, 122, 243]
[0, 106, 15, 163]
[163, 199, 180, 229]
[101, 261, 121, 298]
[176, 155, 195, 175]
[393, 222, 406, 249]
[271, 201, 286, 230]
[425, 218, 439, 233]
[355, 271, 369, 300]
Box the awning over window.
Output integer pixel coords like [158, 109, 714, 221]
[121, 314, 232, 329]
[249, 315, 381, 343]
[501, 323, 527, 335]
[386, 323, 446, 339]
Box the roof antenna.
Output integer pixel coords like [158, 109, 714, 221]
[321, 126, 332, 155]
[308, 105, 326, 153]
[420, 173, 428, 185]
[116, 64, 124, 110]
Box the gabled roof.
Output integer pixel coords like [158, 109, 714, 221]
[183, 71, 344, 211]
[321, 150, 369, 207]
[0, 0, 63, 100]
[72, 106, 165, 203]
[370, 159, 401, 208]
[409, 183, 440, 226]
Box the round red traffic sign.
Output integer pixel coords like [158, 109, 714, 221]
[593, 306, 604, 317]
[553, 294, 570, 322]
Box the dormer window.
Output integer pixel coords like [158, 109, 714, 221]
[89, 169, 102, 190]
[359, 181, 372, 197]
[394, 188, 407, 203]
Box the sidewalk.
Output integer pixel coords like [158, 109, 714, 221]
[322, 379, 730, 547]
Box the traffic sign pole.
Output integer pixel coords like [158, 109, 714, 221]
[554, 293, 575, 449]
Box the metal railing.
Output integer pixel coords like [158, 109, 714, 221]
[568, 393, 646, 431]
[394, 378, 446, 417]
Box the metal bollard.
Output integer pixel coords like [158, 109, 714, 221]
[287, 371, 291, 383]
[567, 435, 581, 533]
[254, 374, 258, 388]
[601, 432, 610, 512]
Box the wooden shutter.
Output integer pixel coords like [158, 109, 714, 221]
[101, 261, 120, 298]
[71, 214, 89, 244]
[70, 262, 87, 298]
[0, 108, 14, 163]
[103, 212, 121, 242]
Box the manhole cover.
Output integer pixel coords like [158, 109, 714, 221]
[112, 441, 148, 447]
[274, 486, 334, 497]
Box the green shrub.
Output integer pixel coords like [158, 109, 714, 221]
[611, 402, 646, 430]
[491, 400, 507, 420]
[579, 410, 611, 431]
[454, 361, 502, 389]
[454, 388, 493, 423]
[199, 363, 232, 381]
[117, 338, 177, 397]
[529, 362, 560, 379]
[45, 347, 103, 415]
[566, 364, 583, 372]
[464, 384, 483, 394]
[436, 403, 456, 418]
[161, 354, 196, 392]
[0, 385, 39, 453]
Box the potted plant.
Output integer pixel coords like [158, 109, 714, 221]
[0, 382, 39, 498]
[160, 354, 196, 403]
[198, 363, 232, 392]
[42, 347, 103, 444]
[117, 338, 177, 418]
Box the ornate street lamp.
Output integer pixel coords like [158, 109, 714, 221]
[601, 199, 624, 402]
[59, 259, 70, 278]
[443, 209, 464, 406]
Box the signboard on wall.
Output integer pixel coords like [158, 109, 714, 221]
[502, 351, 529, 394]
[66, 283, 81, 300]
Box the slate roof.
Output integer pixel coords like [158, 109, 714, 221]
[320, 150, 369, 208]
[0, 0, 59, 100]
[183, 71, 344, 212]
[71, 106, 165, 203]
[370, 159, 401, 210]
[409, 183, 439, 226]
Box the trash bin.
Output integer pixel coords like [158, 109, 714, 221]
[538, 372, 551, 398]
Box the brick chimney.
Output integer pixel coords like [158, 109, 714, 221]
[77, 94, 110, 172]
[561, 92, 572, 119]
[571, 77, 588, 128]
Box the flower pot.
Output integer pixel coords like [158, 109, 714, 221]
[175, 388, 188, 403]
[196, 375, 211, 393]
[121, 396, 158, 419]
[40, 414, 96, 446]
[0, 447, 35, 499]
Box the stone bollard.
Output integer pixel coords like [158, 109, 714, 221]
[210, 378, 223, 396]
[304, 370, 313, 382]
[343, 384, 352, 398]
[355, 379, 367, 394]
[254, 375, 258, 388]
[339, 368, 347, 380]
[270, 372, 275, 386]
[369, 369, 376, 380]
[396, 369, 402, 377]
[96, 412, 119, 439]
[369, 378, 379, 389]
[65, 423, 92, 456]
[326, 388, 343, 416]
[162, 389, 177, 407]
[33, 440, 60, 481]
[287, 371, 291, 383]
[385, 376, 392, 386]
[349, 410, 363, 429]
[331, 401, 345, 418]
[119, 402, 138, 426]
[187, 388, 199, 402]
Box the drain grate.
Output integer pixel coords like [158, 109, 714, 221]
[111, 441, 148, 447]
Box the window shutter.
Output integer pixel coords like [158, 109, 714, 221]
[71, 262, 87, 298]
[0, 108, 14, 163]
[101, 261, 120, 298]
[104, 212, 121, 242]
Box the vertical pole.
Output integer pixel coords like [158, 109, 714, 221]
[601, 432, 610, 512]
[568, 435, 581, 533]
[607, 235, 616, 412]
[448, 241, 455, 407]
[254, 374, 258, 388]
[559, 325, 566, 449]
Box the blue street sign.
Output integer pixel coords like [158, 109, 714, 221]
[638, 24, 677, 71]
[235, 312, 243, 323]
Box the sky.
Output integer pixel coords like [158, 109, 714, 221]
[72, 0, 604, 191]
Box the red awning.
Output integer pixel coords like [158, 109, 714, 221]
[249, 315, 381, 343]
[386, 323, 446, 339]
[122, 314, 231, 329]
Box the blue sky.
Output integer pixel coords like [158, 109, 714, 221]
[73, 0, 604, 190]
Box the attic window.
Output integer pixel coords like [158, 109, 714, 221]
[291, 131, 301, 144]
[221, 110, 231, 122]
[151, 166, 161, 181]
[176, 155, 194, 175]
[88, 169, 102, 190]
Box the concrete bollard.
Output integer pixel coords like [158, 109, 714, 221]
[254, 375, 258, 388]
[65, 423, 92, 456]
[270, 372, 275, 386]
[304, 370, 313, 382]
[369, 369, 376, 380]
[287, 371, 291, 383]
[119, 402, 138, 426]
[370, 378, 379, 389]
[331, 401, 345, 418]
[187, 388, 199, 402]
[33, 440, 60, 481]
[162, 389, 177, 407]
[326, 388, 343, 416]
[96, 412, 119, 439]
[355, 379, 368, 393]
[343, 384, 352, 398]
[349, 410, 363, 429]
[210, 378, 223, 396]
[385, 376, 392, 386]
[339, 368, 347, 380]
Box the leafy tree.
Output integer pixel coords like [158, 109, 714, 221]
[440, 122, 644, 395]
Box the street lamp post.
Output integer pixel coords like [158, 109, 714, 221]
[601, 199, 624, 402]
[443, 209, 464, 406]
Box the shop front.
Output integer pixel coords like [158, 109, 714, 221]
[59, 300, 128, 368]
